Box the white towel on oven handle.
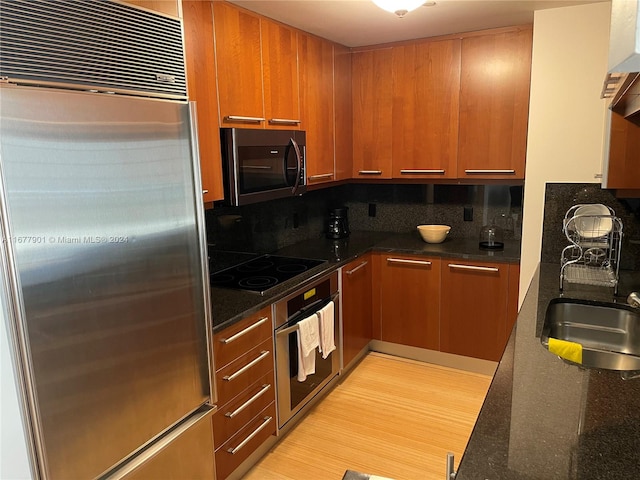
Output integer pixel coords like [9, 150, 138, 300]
[317, 300, 336, 359]
[296, 313, 319, 382]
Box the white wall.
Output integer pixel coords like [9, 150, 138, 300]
[519, 2, 611, 304]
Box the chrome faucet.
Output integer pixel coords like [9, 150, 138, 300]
[628, 292, 640, 308]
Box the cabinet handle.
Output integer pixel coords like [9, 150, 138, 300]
[225, 384, 271, 419]
[387, 258, 432, 266]
[464, 169, 515, 175]
[446, 452, 456, 480]
[448, 263, 499, 272]
[220, 317, 269, 344]
[224, 115, 265, 123]
[400, 169, 445, 175]
[222, 350, 270, 381]
[358, 170, 383, 175]
[227, 416, 272, 454]
[308, 173, 334, 180]
[202, 189, 209, 195]
[345, 261, 368, 275]
[268, 118, 301, 125]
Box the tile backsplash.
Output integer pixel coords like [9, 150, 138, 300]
[541, 183, 640, 271]
[206, 183, 524, 254]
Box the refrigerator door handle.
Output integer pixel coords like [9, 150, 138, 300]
[188, 101, 217, 405]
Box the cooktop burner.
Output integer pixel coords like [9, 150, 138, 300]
[210, 255, 326, 294]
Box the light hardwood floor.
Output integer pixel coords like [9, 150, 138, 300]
[243, 352, 492, 480]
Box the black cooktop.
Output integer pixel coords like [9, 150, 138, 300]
[210, 254, 326, 294]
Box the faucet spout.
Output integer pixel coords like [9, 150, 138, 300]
[628, 292, 640, 308]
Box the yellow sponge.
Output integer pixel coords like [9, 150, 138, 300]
[548, 338, 583, 364]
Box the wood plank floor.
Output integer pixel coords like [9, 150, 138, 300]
[242, 352, 492, 480]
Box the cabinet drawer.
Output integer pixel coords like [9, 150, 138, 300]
[216, 338, 274, 407]
[213, 370, 275, 448]
[215, 402, 277, 480]
[213, 307, 272, 370]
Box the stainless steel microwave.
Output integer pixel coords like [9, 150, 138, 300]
[220, 128, 306, 206]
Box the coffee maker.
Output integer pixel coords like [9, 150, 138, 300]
[326, 207, 350, 239]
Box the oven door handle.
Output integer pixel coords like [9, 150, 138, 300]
[276, 292, 338, 335]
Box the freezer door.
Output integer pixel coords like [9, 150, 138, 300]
[0, 85, 211, 479]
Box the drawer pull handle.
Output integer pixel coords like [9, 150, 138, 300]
[268, 118, 301, 125]
[223, 351, 270, 381]
[225, 384, 271, 419]
[309, 173, 334, 180]
[345, 261, 368, 275]
[224, 115, 265, 123]
[400, 169, 445, 174]
[227, 416, 272, 455]
[202, 189, 209, 194]
[464, 169, 515, 175]
[387, 258, 432, 266]
[358, 170, 382, 175]
[220, 317, 269, 344]
[448, 263, 499, 273]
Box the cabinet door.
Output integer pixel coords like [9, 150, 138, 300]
[334, 43, 353, 181]
[300, 34, 335, 184]
[440, 260, 510, 361]
[213, 2, 265, 128]
[392, 39, 461, 179]
[183, 0, 223, 203]
[604, 111, 640, 189]
[379, 254, 440, 350]
[261, 19, 301, 129]
[457, 27, 532, 179]
[341, 254, 372, 368]
[352, 48, 393, 179]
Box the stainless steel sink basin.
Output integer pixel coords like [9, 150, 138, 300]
[541, 298, 640, 371]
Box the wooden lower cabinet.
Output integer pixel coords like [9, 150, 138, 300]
[440, 260, 515, 362]
[212, 306, 276, 479]
[214, 403, 276, 480]
[341, 254, 373, 367]
[378, 254, 441, 350]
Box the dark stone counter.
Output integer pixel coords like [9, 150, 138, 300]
[209, 231, 521, 332]
[455, 263, 640, 480]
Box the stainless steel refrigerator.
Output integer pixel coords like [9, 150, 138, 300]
[0, 83, 215, 479]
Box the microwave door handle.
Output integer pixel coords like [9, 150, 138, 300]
[289, 137, 302, 194]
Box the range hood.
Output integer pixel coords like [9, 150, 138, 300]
[607, 0, 640, 73]
[602, 0, 640, 118]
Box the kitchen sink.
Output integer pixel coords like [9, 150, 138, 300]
[540, 298, 640, 371]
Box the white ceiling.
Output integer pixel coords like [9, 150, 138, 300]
[229, 0, 607, 47]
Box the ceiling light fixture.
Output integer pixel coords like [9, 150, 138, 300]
[372, 0, 429, 18]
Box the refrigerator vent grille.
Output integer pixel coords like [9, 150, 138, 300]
[0, 0, 187, 100]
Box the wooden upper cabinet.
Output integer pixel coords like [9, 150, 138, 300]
[213, 2, 265, 128]
[604, 111, 640, 189]
[392, 39, 461, 179]
[119, 0, 181, 17]
[457, 27, 532, 179]
[300, 34, 336, 184]
[261, 19, 301, 129]
[182, 0, 223, 203]
[334, 43, 353, 181]
[352, 48, 393, 179]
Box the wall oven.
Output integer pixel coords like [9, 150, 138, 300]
[220, 128, 306, 206]
[274, 271, 340, 430]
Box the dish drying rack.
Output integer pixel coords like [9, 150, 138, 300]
[559, 205, 623, 295]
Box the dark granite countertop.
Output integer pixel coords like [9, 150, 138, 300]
[456, 263, 640, 480]
[209, 231, 521, 333]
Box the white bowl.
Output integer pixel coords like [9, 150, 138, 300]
[417, 225, 451, 243]
[574, 204, 612, 239]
